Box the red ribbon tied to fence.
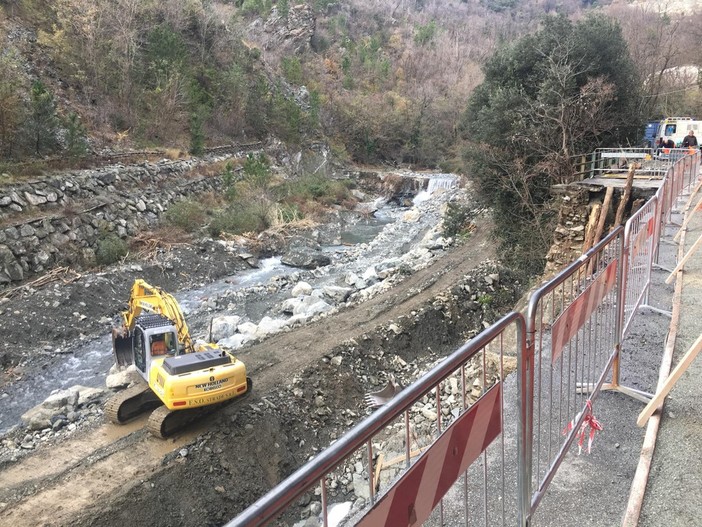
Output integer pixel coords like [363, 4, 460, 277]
[562, 400, 603, 455]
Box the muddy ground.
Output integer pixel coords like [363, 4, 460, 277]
[0, 202, 526, 527]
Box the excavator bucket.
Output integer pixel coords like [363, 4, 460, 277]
[365, 375, 402, 409]
[112, 328, 134, 368]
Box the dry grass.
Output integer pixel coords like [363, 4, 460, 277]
[164, 148, 188, 160]
[185, 158, 242, 179]
[128, 227, 193, 260]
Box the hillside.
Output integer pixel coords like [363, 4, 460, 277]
[2, 0, 698, 174]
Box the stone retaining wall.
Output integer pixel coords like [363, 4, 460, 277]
[0, 156, 235, 287]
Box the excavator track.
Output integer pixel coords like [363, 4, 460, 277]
[146, 377, 253, 438]
[105, 382, 162, 424]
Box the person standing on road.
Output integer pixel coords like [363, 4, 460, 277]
[682, 130, 698, 148]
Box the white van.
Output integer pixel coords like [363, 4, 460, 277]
[655, 117, 702, 147]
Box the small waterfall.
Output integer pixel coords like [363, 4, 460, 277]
[413, 174, 458, 205]
[426, 175, 457, 193]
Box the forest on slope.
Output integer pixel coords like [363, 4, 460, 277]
[1, 0, 700, 169]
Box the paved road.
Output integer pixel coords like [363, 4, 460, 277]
[638, 199, 702, 526]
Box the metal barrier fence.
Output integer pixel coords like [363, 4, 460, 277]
[571, 148, 689, 181]
[524, 228, 624, 513]
[226, 313, 527, 527]
[227, 149, 701, 527]
[621, 196, 658, 338]
[652, 151, 701, 265]
[525, 148, 701, 523]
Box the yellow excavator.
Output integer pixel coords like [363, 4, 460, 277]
[105, 279, 251, 437]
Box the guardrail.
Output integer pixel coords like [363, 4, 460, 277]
[228, 149, 701, 526]
[570, 148, 693, 181]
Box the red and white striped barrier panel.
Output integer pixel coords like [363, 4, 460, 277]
[357, 383, 503, 526]
[550, 259, 618, 363]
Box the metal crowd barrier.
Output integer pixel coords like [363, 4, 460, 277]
[621, 196, 658, 338]
[521, 148, 701, 523]
[524, 228, 624, 513]
[227, 149, 701, 527]
[225, 313, 526, 527]
[652, 150, 701, 264]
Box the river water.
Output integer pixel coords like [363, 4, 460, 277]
[0, 175, 458, 434]
[0, 209, 395, 434]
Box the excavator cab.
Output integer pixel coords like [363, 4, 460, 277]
[112, 313, 180, 373]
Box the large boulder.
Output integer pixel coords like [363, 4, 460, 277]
[281, 247, 331, 270]
[218, 334, 250, 350]
[322, 285, 353, 304]
[255, 316, 287, 338]
[238, 322, 258, 337]
[0, 244, 23, 282]
[292, 296, 333, 318]
[291, 281, 313, 297]
[105, 364, 140, 389]
[21, 385, 105, 431]
[211, 315, 242, 342]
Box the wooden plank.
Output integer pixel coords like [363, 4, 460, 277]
[674, 193, 702, 242]
[581, 203, 601, 253]
[600, 152, 648, 159]
[592, 187, 614, 247]
[381, 447, 428, 469]
[614, 165, 636, 227]
[578, 179, 663, 190]
[637, 333, 702, 427]
[681, 177, 702, 214]
[665, 232, 702, 284]
[623, 214, 687, 525]
[373, 452, 385, 492]
[599, 174, 663, 180]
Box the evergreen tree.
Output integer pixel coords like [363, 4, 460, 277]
[462, 14, 644, 274]
[65, 112, 89, 158]
[27, 80, 60, 156]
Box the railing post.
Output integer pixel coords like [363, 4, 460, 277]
[612, 231, 627, 389]
[518, 320, 534, 526]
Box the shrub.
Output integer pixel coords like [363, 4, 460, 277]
[95, 233, 128, 265]
[274, 202, 303, 224]
[241, 0, 271, 16]
[164, 200, 207, 232]
[478, 294, 493, 306]
[208, 202, 271, 237]
[442, 202, 474, 239]
[274, 174, 353, 208]
[414, 21, 437, 46]
[281, 57, 303, 85]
